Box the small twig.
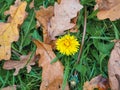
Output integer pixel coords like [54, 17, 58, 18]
[76, 6, 87, 64]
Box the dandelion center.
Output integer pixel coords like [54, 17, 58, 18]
[64, 39, 70, 47]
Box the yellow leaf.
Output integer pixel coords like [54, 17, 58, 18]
[0, 1, 27, 60]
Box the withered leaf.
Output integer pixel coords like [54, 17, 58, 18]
[83, 75, 110, 90]
[33, 40, 69, 90]
[3, 53, 36, 76]
[57, 0, 61, 4]
[95, 0, 120, 21]
[35, 6, 54, 30]
[48, 0, 83, 40]
[70, 26, 78, 33]
[1, 85, 16, 90]
[0, 1, 27, 60]
[35, 6, 54, 43]
[29, 0, 34, 9]
[108, 40, 120, 90]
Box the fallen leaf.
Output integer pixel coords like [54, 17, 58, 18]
[95, 0, 120, 21]
[0, 1, 27, 60]
[56, 0, 79, 32]
[29, 0, 34, 9]
[14, 0, 21, 6]
[3, 52, 37, 76]
[35, 6, 54, 44]
[1, 85, 16, 90]
[83, 75, 110, 90]
[70, 26, 78, 33]
[48, 0, 83, 40]
[108, 40, 120, 90]
[4, 1, 27, 24]
[36, 20, 41, 28]
[57, 0, 61, 4]
[71, 16, 78, 25]
[33, 40, 69, 90]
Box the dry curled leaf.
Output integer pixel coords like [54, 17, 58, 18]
[1, 85, 16, 90]
[95, 0, 120, 21]
[3, 53, 37, 76]
[83, 75, 110, 90]
[35, 6, 54, 44]
[33, 40, 69, 90]
[0, 1, 27, 60]
[108, 40, 120, 90]
[48, 0, 83, 40]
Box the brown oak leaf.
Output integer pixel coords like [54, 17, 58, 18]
[108, 40, 120, 90]
[1, 85, 16, 90]
[95, 0, 120, 21]
[0, 1, 27, 60]
[56, 0, 79, 33]
[83, 75, 110, 90]
[48, 0, 83, 40]
[35, 6, 54, 44]
[33, 40, 69, 90]
[3, 53, 37, 76]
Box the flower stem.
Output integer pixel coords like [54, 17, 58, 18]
[62, 56, 70, 90]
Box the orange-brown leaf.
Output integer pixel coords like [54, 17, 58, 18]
[108, 40, 120, 90]
[35, 6, 54, 30]
[0, 1, 27, 60]
[33, 40, 69, 90]
[48, 0, 83, 40]
[3, 53, 37, 76]
[95, 0, 120, 21]
[83, 75, 110, 90]
[35, 6, 54, 44]
[57, 0, 61, 4]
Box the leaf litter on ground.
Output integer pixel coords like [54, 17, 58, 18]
[1, 0, 120, 90]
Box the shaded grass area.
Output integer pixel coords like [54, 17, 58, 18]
[0, 0, 120, 90]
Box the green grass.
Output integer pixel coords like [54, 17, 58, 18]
[0, 0, 119, 90]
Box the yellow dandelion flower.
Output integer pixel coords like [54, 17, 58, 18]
[56, 34, 80, 56]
